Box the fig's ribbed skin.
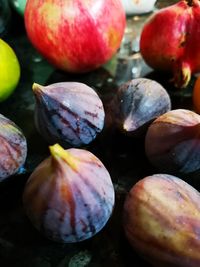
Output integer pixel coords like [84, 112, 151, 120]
[145, 109, 200, 174]
[123, 174, 200, 267]
[0, 113, 27, 181]
[23, 144, 115, 243]
[33, 82, 105, 147]
[111, 78, 171, 134]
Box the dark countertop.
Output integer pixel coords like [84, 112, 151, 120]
[0, 1, 195, 267]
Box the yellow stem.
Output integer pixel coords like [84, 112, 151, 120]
[32, 82, 44, 92]
[49, 144, 78, 171]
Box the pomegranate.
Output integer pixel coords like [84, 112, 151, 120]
[140, 0, 200, 88]
[24, 0, 125, 73]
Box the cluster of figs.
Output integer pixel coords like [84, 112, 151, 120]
[2, 78, 200, 266]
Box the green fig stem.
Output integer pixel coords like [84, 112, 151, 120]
[49, 144, 78, 172]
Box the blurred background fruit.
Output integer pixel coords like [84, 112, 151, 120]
[24, 0, 126, 73]
[0, 38, 20, 102]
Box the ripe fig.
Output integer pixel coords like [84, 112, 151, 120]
[145, 109, 200, 175]
[0, 113, 27, 181]
[23, 144, 115, 243]
[123, 174, 200, 267]
[111, 78, 171, 135]
[32, 82, 105, 147]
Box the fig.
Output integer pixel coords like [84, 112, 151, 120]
[32, 82, 105, 147]
[0, 113, 27, 181]
[23, 144, 115, 243]
[145, 109, 200, 175]
[123, 174, 200, 267]
[111, 78, 171, 135]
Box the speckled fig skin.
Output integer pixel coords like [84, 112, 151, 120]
[0, 113, 27, 181]
[23, 144, 115, 243]
[145, 109, 200, 175]
[33, 82, 105, 147]
[123, 174, 200, 267]
[111, 78, 171, 135]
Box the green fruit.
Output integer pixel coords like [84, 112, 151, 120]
[0, 39, 20, 102]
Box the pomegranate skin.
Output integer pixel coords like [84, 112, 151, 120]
[140, 0, 200, 88]
[24, 0, 125, 73]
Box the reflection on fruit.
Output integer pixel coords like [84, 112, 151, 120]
[33, 82, 105, 147]
[0, 39, 20, 102]
[145, 109, 200, 175]
[0, 113, 27, 181]
[24, 0, 125, 73]
[23, 144, 115, 243]
[140, 0, 200, 88]
[123, 174, 200, 267]
[111, 78, 171, 135]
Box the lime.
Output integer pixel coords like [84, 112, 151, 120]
[0, 39, 20, 102]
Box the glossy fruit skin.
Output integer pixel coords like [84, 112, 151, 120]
[23, 144, 115, 243]
[145, 109, 200, 175]
[123, 174, 200, 267]
[140, 0, 200, 88]
[111, 78, 171, 135]
[0, 113, 27, 181]
[24, 0, 125, 73]
[33, 82, 105, 147]
[0, 39, 20, 102]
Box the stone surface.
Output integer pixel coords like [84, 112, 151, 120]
[0, 1, 195, 266]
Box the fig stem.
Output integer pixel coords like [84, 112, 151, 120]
[32, 82, 44, 92]
[49, 144, 78, 171]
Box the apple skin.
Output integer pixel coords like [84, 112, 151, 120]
[24, 0, 126, 73]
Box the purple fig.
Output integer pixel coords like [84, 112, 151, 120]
[0, 113, 27, 181]
[145, 109, 200, 175]
[32, 82, 105, 147]
[111, 78, 171, 135]
[23, 143, 115, 243]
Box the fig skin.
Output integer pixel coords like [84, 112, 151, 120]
[123, 174, 200, 267]
[145, 109, 200, 175]
[0, 113, 27, 181]
[32, 82, 105, 147]
[23, 144, 115, 243]
[111, 78, 171, 135]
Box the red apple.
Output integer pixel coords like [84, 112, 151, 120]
[24, 0, 126, 73]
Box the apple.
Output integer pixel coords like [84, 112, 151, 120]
[24, 0, 126, 73]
